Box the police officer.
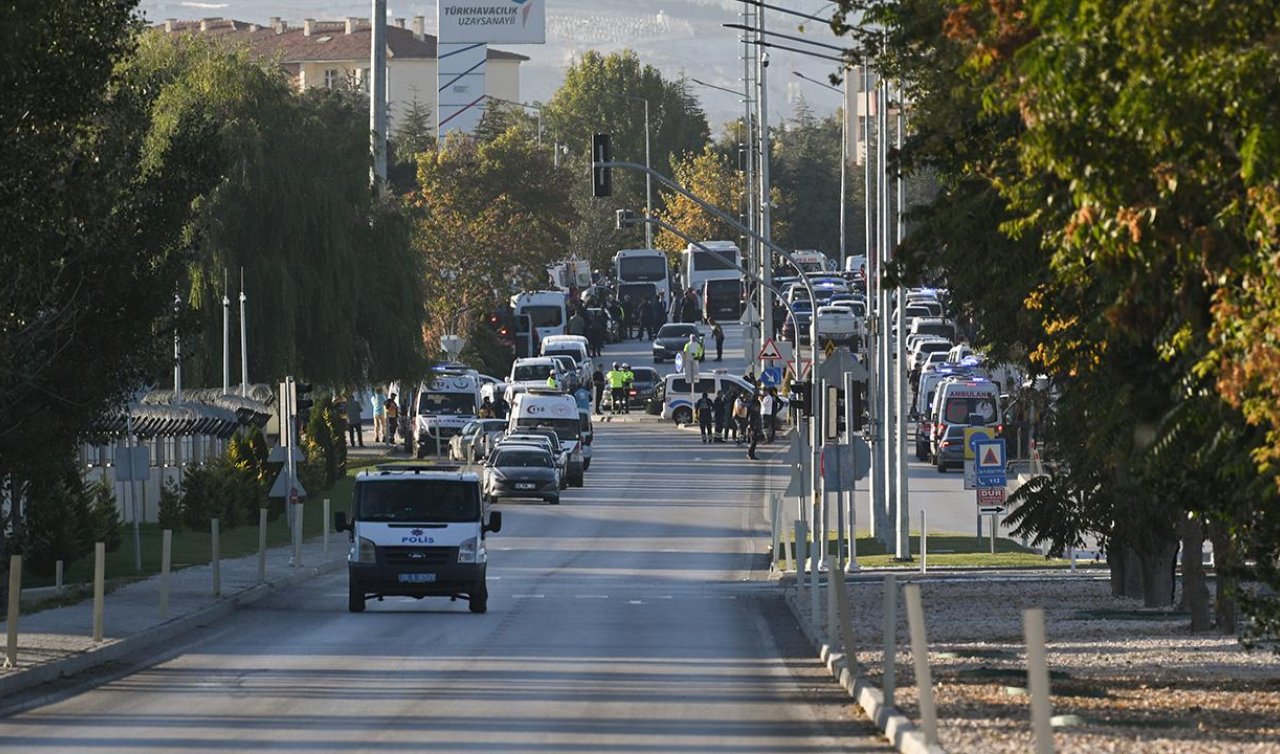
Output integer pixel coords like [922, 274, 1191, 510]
[683, 333, 704, 364]
[606, 361, 626, 414]
[621, 363, 635, 414]
[546, 372, 558, 389]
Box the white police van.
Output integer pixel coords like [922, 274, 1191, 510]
[657, 370, 757, 425]
[334, 463, 501, 614]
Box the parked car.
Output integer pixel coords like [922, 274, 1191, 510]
[935, 424, 967, 472]
[483, 446, 561, 505]
[652, 323, 704, 364]
[448, 418, 508, 462]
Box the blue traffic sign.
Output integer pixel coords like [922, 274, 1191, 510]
[760, 366, 782, 386]
[974, 439, 1007, 488]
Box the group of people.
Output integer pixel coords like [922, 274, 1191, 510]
[476, 394, 509, 420]
[343, 387, 402, 448]
[693, 385, 783, 460]
[596, 362, 635, 415]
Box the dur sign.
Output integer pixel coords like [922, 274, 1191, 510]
[439, 0, 546, 43]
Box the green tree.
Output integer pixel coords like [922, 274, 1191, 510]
[655, 146, 750, 257]
[389, 88, 434, 192]
[0, 1, 219, 558]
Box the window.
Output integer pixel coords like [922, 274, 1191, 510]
[355, 480, 480, 522]
[324, 69, 339, 89]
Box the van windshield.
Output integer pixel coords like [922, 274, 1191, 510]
[418, 392, 476, 415]
[513, 364, 554, 381]
[514, 417, 580, 442]
[943, 396, 998, 424]
[355, 480, 479, 522]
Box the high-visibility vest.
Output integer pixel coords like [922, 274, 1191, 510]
[607, 369, 626, 388]
[623, 369, 634, 386]
[546, 374, 558, 388]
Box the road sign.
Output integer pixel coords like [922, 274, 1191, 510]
[268, 470, 306, 499]
[824, 340, 837, 358]
[268, 446, 305, 463]
[817, 347, 868, 383]
[963, 426, 995, 461]
[786, 359, 813, 381]
[784, 472, 805, 499]
[975, 439, 1007, 487]
[761, 366, 782, 386]
[113, 446, 150, 482]
[977, 487, 1006, 506]
[758, 338, 783, 361]
[978, 505, 1005, 515]
[782, 434, 805, 467]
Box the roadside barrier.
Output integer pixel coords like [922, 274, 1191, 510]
[1024, 608, 1055, 754]
[5, 555, 21, 667]
[904, 584, 939, 747]
[160, 529, 172, 618]
[92, 543, 105, 642]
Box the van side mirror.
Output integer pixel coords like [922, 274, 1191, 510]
[333, 512, 348, 533]
[486, 511, 503, 534]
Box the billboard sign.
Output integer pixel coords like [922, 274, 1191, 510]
[438, 0, 546, 44]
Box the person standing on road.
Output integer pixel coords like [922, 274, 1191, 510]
[731, 392, 748, 445]
[347, 393, 364, 447]
[372, 388, 387, 443]
[695, 391, 715, 444]
[639, 297, 655, 340]
[767, 386, 783, 443]
[621, 363, 635, 414]
[747, 393, 764, 460]
[606, 362, 626, 415]
[384, 393, 399, 444]
[493, 393, 509, 420]
[759, 388, 774, 445]
[710, 319, 725, 361]
[592, 365, 606, 414]
[712, 390, 727, 442]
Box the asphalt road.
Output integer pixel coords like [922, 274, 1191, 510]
[0, 323, 890, 753]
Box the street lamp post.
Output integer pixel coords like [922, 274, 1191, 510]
[622, 95, 654, 249]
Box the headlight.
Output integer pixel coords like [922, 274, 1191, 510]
[357, 537, 376, 563]
[489, 467, 507, 480]
[457, 536, 485, 564]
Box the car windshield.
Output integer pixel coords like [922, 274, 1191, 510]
[493, 450, 553, 468]
[658, 325, 698, 338]
[355, 480, 479, 522]
[544, 348, 581, 364]
[417, 392, 476, 415]
[512, 363, 554, 381]
[633, 368, 657, 382]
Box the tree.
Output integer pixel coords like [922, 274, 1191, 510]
[0, 1, 219, 558]
[410, 128, 576, 347]
[389, 88, 434, 192]
[129, 32, 427, 389]
[544, 50, 711, 227]
[655, 146, 748, 257]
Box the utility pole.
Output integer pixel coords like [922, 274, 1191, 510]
[755, 10, 774, 353]
[370, 0, 388, 189]
[238, 268, 249, 397]
[222, 272, 230, 396]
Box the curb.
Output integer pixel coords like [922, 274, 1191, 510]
[0, 557, 345, 700]
[782, 584, 946, 754]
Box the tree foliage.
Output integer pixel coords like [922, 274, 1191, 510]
[655, 146, 749, 256]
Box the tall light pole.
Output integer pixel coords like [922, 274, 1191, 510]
[370, 0, 388, 189]
[792, 70, 849, 265]
[172, 294, 183, 405]
[239, 268, 249, 397]
[221, 277, 230, 396]
[623, 95, 654, 249]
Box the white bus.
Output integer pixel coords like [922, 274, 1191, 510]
[612, 249, 670, 308]
[681, 241, 741, 294]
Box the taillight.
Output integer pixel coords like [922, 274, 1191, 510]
[940, 441, 952, 448]
[996, 424, 1004, 434]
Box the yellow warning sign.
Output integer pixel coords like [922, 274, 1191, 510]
[963, 426, 995, 461]
[823, 340, 837, 358]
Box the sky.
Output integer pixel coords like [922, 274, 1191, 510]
[134, 0, 855, 132]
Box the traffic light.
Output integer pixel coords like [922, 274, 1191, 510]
[789, 380, 812, 417]
[615, 208, 637, 230]
[592, 133, 612, 197]
[296, 381, 314, 426]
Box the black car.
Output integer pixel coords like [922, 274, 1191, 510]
[625, 366, 660, 407]
[652, 323, 705, 364]
[483, 447, 561, 505]
[935, 424, 967, 472]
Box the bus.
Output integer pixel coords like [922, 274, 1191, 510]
[681, 241, 741, 294]
[613, 249, 670, 309]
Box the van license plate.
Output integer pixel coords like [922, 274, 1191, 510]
[398, 573, 436, 584]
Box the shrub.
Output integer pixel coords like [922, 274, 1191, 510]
[85, 479, 122, 553]
[158, 479, 183, 531]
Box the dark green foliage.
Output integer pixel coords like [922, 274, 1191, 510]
[180, 456, 260, 531]
[157, 479, 183, 532]
[9, 471, 93, 578]
[86, 480, 122, 554]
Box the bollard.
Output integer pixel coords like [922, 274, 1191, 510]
[159, 529, 172, 618]
[258, 507, 267, 584]
[810, 517, 820, 629]
[292, 502, 303, 567]
[323, 498, 331, 557]
[882, 573, 897, 708]
[1069, 547, 1076, 573]
[904, 584, 939, 746]
[832, 560, 859, 672]
[771, 495, 784, 572]
[795, 521, 808, 603]
[92, 542, 105, 643]
[920, 509, 928, 574]
[827, 557, 838, 646]
[55, 559, 63, 595]
[211, 518, 221, 597]
[5, 555, 22, 668]
[1024, 608, 1055, 754]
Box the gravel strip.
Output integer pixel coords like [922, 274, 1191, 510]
[794, 575, 1280, 753]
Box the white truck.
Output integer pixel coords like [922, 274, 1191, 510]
[334, 463, 501, 614]
[414, 369, 483, 458]
[815, 304, 862, 350]
[508, 388, 585, 487]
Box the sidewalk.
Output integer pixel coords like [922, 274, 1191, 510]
[0, 532, 347, 699]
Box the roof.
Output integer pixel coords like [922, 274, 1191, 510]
[359, 463, 480, 482]
[154, 18, 528, 64]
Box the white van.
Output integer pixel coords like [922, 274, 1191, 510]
[334, 463, 500, 614]
[540, 335, 592, 385]
[928, 378, 1001, 461]
[510, 290, 567, 342]
[509, 357, 568, 391]
[508, 389, 585, 486]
